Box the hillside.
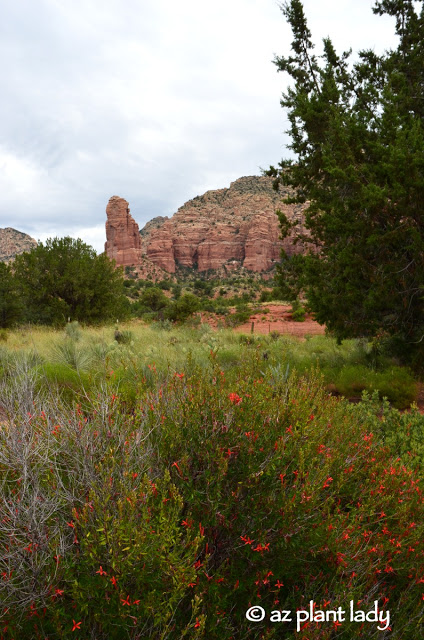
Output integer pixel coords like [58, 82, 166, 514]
[0, 227, 37, 262]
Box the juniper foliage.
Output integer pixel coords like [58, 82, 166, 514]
[268, 0, 424, 358]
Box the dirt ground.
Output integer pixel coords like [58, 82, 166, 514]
[201, 304, 326, 338]
[234, 304, 326, 337]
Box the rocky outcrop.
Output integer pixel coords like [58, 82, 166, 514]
[142, 176, 308, 273]
[105, 176, 309, 275]
[139, 216, 168, 254]
[104, 196, 143, 266]
[0, 228, 37, 262]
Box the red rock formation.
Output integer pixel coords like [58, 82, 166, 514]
[105, 176, 309, 275]
[143, 176, 308, 273]
[104, 196, 142, 266]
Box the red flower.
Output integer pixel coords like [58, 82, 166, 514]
[72, 620, 81, 631]
[172, 461, 182, 475]
[121, 595, 131, 606]
[96, 566, 107, 576]
[322, 476, 333, 489]
[228, 393, 242, 405]
[110, 575, 118, 587]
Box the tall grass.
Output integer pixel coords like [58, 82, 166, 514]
[1, 323, 419, 409]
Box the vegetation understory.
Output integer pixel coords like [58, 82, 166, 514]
[0, 322, 423, 639]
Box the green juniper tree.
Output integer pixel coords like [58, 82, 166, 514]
[13, 237, 130, 325]
[268, 0, 424, 358]
[0, 262, 24, 328]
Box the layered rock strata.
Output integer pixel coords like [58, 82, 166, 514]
[105, 176, 309, 274]
[142, 176, 308, 273]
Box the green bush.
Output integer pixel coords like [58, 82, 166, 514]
[166, 293, 200, 322]
[35, 361, 93, 405]
[290, 298, 306, 322]
[329, 364, 417, 409]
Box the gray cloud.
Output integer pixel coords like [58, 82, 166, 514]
[0, 0, 399, 252]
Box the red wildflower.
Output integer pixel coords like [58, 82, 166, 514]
[72, 620, 81, 631]
[96, 566, 107, 576]
[228, 393, 242, 405]
[172, 461, 182, 475]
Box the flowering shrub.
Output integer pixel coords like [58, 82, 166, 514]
[0, 350, 423, 638]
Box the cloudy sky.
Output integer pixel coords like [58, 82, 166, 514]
[0, 0, 401, 252]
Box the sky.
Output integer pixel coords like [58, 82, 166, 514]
[0, 0, 403, 253]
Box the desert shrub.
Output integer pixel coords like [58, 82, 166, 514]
[51, 340, 93, 372]
[141, 359, 424, 638]
[114, 329, 134, 345]
[64, 320, 82, 341]
[259, 290, 272, 302]
[151, 319, 173, 331]
[225, 310, 251, 328]
[166, 293, 200, 322]
[89, 340, 113, 365]
[290, 298, 306, 322]
[350, 391, 424, 469]
[329, 364, 417, 409]
[139, 287, 170, 312]
[0, 388, 204, 640]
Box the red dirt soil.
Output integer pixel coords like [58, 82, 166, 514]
[201, 304, 326, 338]
[235, 304, 325, 337]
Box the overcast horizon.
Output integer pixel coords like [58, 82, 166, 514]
[1, 0, 402, 253]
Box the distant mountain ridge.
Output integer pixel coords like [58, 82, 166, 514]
[0, 227, 37, 262]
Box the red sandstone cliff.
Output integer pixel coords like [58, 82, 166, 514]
[105, 176, 308, 275]
[143, 176, 308, 273]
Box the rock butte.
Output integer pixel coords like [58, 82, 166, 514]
[104, 196, 142, 267]
[105, 176, 309, 275]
